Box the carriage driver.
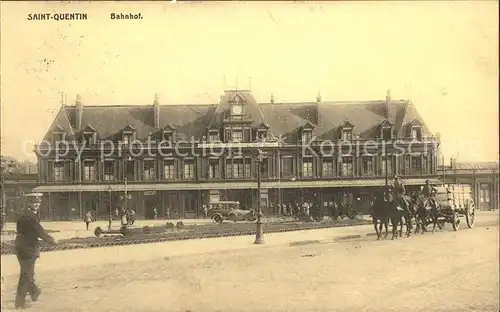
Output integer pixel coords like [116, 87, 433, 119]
[422, 179, 438, 209]
[392, 176, 409, 210]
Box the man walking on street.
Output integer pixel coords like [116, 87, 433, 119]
[84, 211, 92, 231]
[14, 201, 57, 309]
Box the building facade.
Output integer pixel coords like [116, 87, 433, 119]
[33, 90, 441, 220]
[440, 160, 499, 211]
[1, 173, 39, 222]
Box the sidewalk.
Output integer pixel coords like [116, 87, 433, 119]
[0, 223, 374, 277]
[2, 218, 214, 232]
[1, 219, 215, 240]
[2, 216, 371, 241]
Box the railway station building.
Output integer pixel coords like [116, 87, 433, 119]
[440, 160, 499, 211]
[32, 90, 441, 220]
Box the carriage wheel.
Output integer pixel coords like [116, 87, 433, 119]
[94, 226, 103, 237]
[465, 202, 475, 228]
[452, 212, 460, 231]
[437, 221, 445, 230]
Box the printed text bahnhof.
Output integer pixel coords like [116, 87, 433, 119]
[27, 13, 88, 21]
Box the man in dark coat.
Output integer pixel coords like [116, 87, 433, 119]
[422, 179, 438, 209]
[392, 176, 409, 212]
[14, 202, 56, 309]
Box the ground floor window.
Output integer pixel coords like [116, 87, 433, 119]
[480, 184, 490, 203]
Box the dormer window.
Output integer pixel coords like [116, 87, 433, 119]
[412, 128, 422, 140]
[122, 124, 136, 145]
[340, 121, 354, 141]
[162, 124, 176, 142]
[342, 130, 352, 141]
[83, 133, 94, 145]
[257, 123, 269, 141]
[409, 119, 422, 141]
[208, 130, 219, 142]
[82, 125, 96, 146]
[123, 133, 132, 145]
[301, 121, 314, 143]
[257, 130, 268, 140]
[302, 130, 312, 143]
[380, 120, 394, 141]
[163, 131, 173, 142]
[52, 125, 65, 144]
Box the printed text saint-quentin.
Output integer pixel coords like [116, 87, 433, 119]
[27, 13, 87, 21]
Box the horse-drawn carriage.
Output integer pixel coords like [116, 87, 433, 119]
[429, 184, 475, 231]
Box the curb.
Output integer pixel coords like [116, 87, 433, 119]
[289, 240, 322, 247]
[334, 234, 362, 241]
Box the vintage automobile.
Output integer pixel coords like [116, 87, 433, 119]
[207, 201, 257, 224]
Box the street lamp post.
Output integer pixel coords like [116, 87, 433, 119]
[255, 148, 265, 245]
[107, 185, 112, 230]
[124, 177, 128, 212]
[383, 139, 389, 200]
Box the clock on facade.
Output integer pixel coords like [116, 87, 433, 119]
[232, 104, 242, 115]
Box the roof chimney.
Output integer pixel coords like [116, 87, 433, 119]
[270, 93, 275, 104]
[385, 89, 391, 119]
[316, 91, 321, 103]
[153, 94, 160, 128]
[450, 157, 457, 169]
[75, 94, 83, 130]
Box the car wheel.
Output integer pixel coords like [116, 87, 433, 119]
[212, 214, 223, 224]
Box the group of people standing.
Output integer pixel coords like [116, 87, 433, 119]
[274, 201, 322, 220]
[273, 200, 357, 221]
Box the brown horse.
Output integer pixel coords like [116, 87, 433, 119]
[372, 193, 414, 239]
[370, 192, 389, 240]
[411, 194, 441, 233]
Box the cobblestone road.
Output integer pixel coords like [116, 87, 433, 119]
[1, 214, 498, 312]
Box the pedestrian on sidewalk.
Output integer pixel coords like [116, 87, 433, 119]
[14, 201, 57, 309]
[203, 205, 208, 218]
[84, 211, 92, 231]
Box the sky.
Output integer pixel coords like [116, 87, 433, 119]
[1, 1, 498, 163]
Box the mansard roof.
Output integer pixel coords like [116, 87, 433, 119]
[42, 91, 433, 142]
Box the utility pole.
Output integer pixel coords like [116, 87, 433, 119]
[254, 148, 265, 244]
